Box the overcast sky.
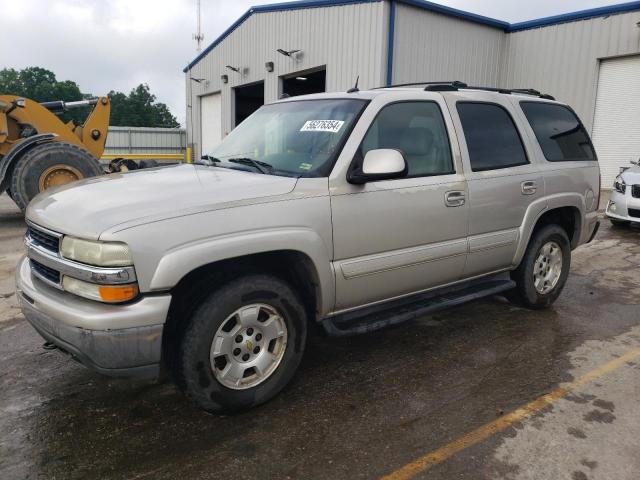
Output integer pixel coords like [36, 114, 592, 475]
[0, 0, 626, 126]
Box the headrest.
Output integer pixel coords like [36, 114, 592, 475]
[399, 127, 434, 156]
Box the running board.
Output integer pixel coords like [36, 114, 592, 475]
[322, 273, 516, 337]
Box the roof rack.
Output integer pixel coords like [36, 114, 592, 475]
[376, 81, 555, 100]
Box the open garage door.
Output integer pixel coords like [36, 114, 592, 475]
[234, 82, 264, 127]
[201, 92, 222, 155]
[592, 55, 640, 186]
[282, 68, 326, 97]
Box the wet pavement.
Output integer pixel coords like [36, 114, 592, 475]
[1, 192, 639, 480]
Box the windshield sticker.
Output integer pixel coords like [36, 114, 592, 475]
[299, 163, 313, 171]
[300, 120, 345, 133]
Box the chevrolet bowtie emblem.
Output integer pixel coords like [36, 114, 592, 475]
[246, 340, 253, 351]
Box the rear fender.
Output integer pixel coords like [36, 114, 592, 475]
[0, 134, 56, 193]
[513, 193, 585, 267]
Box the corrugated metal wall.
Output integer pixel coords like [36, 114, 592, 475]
[500, 10, 640, 132]
[185, 1, 388, 160]
[392, 3, 505, 86]
[105, 126, 186, 155]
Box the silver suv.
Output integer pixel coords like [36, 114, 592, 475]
[16, 83, 601, 412]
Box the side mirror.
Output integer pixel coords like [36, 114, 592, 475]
[348, 149, 408, 184]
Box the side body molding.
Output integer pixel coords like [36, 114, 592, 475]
[149, 228, 335, 317]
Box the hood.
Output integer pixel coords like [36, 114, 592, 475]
[26, 164, 297, 239]
[620, 165, 640, 185]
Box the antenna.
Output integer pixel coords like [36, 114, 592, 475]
[193, 0, 204, 51]
[347, 75, 360, 93]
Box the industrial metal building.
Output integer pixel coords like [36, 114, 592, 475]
[184, 0, 640, 185]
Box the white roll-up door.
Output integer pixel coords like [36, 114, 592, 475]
[200, 93, 222, 155]
[592, 55, 640, 187]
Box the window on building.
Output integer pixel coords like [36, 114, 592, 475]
[456, 102, 528, 171]
[520, 102, 596, 161]
[360, 102, 454, 177]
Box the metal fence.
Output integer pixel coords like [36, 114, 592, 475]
[103, 126, 188, 162]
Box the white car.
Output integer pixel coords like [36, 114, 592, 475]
[606, 162, 640, 226]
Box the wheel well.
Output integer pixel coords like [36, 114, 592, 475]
[161, 250, 321, 374]
[532, 207, 581, 248]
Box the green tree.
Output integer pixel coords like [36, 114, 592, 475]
[0, 67, 179, 128]
[108, 84, 179, 128]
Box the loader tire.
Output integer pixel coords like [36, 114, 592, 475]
[10, 142, 103, 211]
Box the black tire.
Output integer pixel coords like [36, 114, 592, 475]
[176, 274, 307, 413]
[10, 142, 103, 211]
[609, 218, 630, 227]
[508, 225, 571, 309]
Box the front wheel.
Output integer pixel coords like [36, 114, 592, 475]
[508, 225, 571, 309]
[177, 274, 307, 413]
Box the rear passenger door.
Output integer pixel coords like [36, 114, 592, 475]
[447, 95, 545, 277]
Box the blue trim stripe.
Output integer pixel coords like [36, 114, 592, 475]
[184, 0, 640, 72]
[509, 0, 640, 32]
[386, 0, 396, 86]
[399, 0, 508, 29]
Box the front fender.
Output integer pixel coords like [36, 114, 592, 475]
[149, 227, 335, 316]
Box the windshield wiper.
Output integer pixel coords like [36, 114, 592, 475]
[195, 155, 221, 166]
[227, 157, 272, 175]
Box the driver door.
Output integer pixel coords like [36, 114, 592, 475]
[330, 99, 469, 312]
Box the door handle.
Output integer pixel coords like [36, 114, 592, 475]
[445, 190, 465, 207]
[521, 181, 537, 195]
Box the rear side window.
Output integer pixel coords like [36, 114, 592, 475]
[520, 102, 596, 162]
[456, 102, 528, 171]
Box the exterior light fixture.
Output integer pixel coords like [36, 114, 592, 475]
[221, 74, 228, 84]
[265, 61, 274, 72]
[190, 77, 206, 83]
[277, 49, 301, 57]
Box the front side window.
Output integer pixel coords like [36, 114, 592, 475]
[208, 99, 367, 177]
[457, 102, 529, 172]
[359, 102, 454, 177]
[520, 102, 596, 162]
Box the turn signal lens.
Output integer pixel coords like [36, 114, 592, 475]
[63, 276, 138, 303]
[98, 284, 139, 303]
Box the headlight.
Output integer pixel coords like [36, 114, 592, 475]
[61, 237, 133, 266]
[614, 175, 626, 194]
[62, 276, 138, 303]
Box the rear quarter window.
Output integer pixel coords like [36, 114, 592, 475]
[520, 102, 596, 162]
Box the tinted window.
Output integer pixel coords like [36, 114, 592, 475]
[520, 102, 596, 161]
[457, 102, 528, 171]
[360, 102, 454, 177]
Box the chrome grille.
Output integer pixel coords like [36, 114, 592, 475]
[30, 259, 61, 285]
[27, 226, 60, 253]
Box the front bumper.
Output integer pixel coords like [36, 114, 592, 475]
[15, 256, 171, 379]
[605, 189, 640, 222]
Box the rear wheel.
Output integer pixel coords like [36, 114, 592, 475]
[176, 274, 307, 413]
[508, 225, 571, 309]
[10, 142, 103, 210]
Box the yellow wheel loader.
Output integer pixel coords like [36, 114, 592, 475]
[0, 95, 110, 211]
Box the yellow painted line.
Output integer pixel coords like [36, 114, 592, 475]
[381, 346, 640, 480]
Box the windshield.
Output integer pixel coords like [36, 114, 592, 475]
[206, 99, 367, 177]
